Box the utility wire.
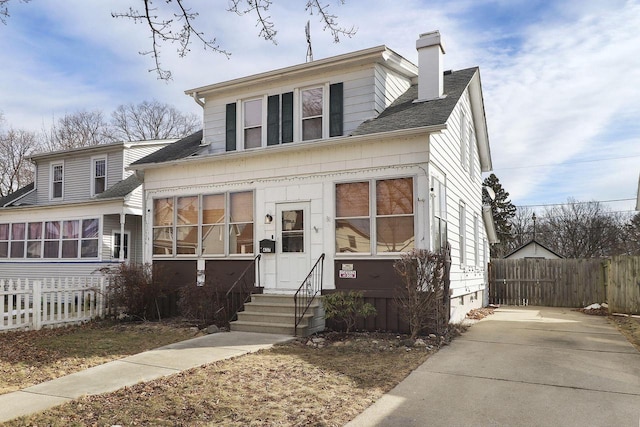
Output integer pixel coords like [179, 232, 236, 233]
[515, 198, 636, 208]
[494, 154, 640, 170]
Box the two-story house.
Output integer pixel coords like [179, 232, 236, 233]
[130, 31, 497, 332]
[0, 139, 174, 279]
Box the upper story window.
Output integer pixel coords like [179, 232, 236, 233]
[301, 87, 323, 141]
[243, 99, 263, 149]
[225, 82, 343, 152]
[51, 162, 64, 200]
[92, 157, 106, 196]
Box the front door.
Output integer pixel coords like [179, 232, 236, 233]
[275, 202, 311, 291]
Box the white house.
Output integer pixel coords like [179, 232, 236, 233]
[130, 31, 496, 330]
[0, 140, 174, 279]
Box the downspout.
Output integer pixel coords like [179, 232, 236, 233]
[191, 92, 205, 108]
[119, 212, 126, 263]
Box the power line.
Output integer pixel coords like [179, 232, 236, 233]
[494, 154, 640, 171]
[515, 198, 636, 208]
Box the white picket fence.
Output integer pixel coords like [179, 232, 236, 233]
[1, 277, 106, 332]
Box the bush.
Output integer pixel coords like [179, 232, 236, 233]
[177, 281, 225, 327]
[101, 263, 165, 321]
[323, 291, 377, 333]
[394, 249, 447, 339]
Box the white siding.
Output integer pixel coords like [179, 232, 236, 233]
[201, 63, 413, 146]
[428, 79, 488, 322]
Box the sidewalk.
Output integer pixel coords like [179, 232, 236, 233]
[346, 307, 640, 427]
[0, 331, 293, 423]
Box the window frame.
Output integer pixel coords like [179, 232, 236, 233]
[459, 202, 467, 266]
[431, 175, 448, 253]
[91, 156, 107, 196]
[112, 231, 130, 261]
[151, 191, 255, 259]
[0, 218, 100, 260]
[50, 161, 64, 200]
[335, 177, 415, 256]
[242, 97, 265, 150]
[299, 84, 328, 141]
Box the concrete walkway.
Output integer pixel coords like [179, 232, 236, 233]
[347, 307, 640, 427]
[0, 331, 292, 424]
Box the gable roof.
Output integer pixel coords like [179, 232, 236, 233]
[0, 182, 35, 207]
[352, 67, 476, 136]
[504, 239, 564, 259]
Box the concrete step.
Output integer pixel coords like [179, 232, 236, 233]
[230, 320, 305, 336]
[236, 311, 313, 324]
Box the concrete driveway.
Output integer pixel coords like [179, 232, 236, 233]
[347, 306, 640, 427]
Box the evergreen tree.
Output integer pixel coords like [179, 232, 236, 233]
[482, 173, 516, 257]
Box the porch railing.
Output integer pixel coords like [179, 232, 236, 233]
[294, 253, 325, 336]
[223, 254, 261, 323]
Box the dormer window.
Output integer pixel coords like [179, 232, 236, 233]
[301, 87, 323, 141]
[51, 162, 64, 200]
[243, 98, 263, 149]
[92, 157, 106, 196]
[225, 82, 343, 152]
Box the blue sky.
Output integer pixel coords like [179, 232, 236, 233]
[0, 0, 638, 215]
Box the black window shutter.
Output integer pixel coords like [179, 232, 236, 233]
[281, 91, 294, 143]
[267, 95, 280, 146]
[329, 82, 344, 137]
[225, 102, 237, 151]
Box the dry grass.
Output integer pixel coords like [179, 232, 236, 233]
[0, 320, 203, 395]
[610, 315, 640, 352]
[3, 330, 449, 427]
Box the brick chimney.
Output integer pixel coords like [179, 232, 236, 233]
[416, 31, 446, 101]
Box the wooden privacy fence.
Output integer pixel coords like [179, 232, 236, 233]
[1, 277, 106, 332]
[489, 256, 640, 314]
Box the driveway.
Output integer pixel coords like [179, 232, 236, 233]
[347, 306, 640, 427]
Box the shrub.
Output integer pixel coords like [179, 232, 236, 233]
[101, 263, 165, 321]
[394, 249, 447, 339]
[323, 291, 377, 333]
[177, 281, 225, 327]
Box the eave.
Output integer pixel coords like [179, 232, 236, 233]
[128, 124, 446, 172]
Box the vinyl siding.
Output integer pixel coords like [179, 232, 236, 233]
[201, 64, 413, 147]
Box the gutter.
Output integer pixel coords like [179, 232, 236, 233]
[127, 124, 446, 172]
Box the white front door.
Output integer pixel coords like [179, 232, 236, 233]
[275, 202, 311, 291]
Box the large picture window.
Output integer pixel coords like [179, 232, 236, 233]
[152, 191, 254, 257]
[0, 218, 99, 260]
[335, 178, 414, 254]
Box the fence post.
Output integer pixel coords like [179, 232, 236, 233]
[33, 280, 42, 331]
[602, 258, 610, 310]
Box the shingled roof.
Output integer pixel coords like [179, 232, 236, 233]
[131, 130, 203, 166]
[131, 67, 477, 167]
[0, 182, 35, 207]
[352, 67, 477, 136]
[94, 174, 142, 199]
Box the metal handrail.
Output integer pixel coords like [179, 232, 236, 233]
[293, 253, 325, 336]
[223, 254, 261, 323]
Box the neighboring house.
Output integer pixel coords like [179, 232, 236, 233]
[0, 139, 175, 279]
[504, 239, 563, 260]
[130, 30, 497, 326]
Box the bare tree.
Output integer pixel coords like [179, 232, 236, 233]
[509, 206, 535, 250]
[42, 110, 112, 152]
[0, 128, 39, 197]
[113, 0, 356, 80]
[0, 0, 29, 25]
[110, 100, 200, 141]
[537, 199, 625, 258]
[622, 213, 640, 255]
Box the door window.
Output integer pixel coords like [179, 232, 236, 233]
[281, 209, 304, 252]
